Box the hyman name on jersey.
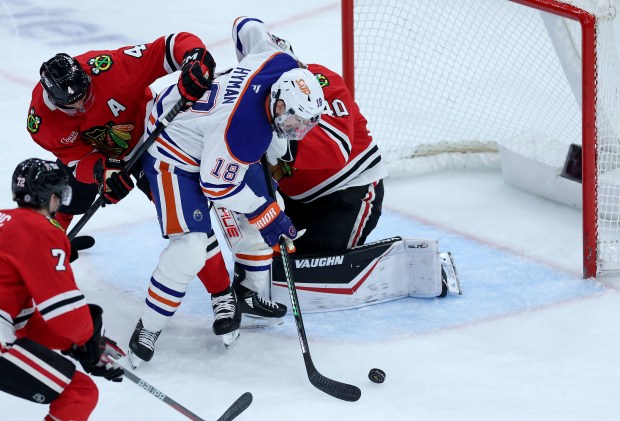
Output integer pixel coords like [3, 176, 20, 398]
[223, 67, 251, 104]
[295, 255, 344, 269]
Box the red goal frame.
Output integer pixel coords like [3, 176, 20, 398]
[341, 0, 599, 278]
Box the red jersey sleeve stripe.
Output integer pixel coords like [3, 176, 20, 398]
[37, 290, 86, 321]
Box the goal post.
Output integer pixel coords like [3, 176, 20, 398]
[342, 0, 620, 278]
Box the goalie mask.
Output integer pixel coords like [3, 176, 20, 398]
[270, 68, 324, 140]
[12, 158, 72, 211]
[40, 53, 92, 109]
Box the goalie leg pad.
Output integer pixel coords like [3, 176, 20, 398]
[404, 238, 443, 298]
[213, 206, 267, 254]
[214, 205, 274, 295]
[271, 237, 455, 312]
[0, 337, 75, 404]
[271, 237, 413, 311]
[142, 232, 209, 331]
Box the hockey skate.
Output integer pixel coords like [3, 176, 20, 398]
[211, 287, 241, 348]
[128, 319, 161, 369]
[440, 252, 462, 295]
[233, 264, 287, 326]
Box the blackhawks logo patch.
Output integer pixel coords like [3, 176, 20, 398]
[49, 218, 64, 231]
[81, 122, 135, 157]
[315, 73, 329, 88]
[27, 107, 41, 134]
[87, 54, 113, 75]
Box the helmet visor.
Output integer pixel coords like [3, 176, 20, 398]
[274, 109, 319, 140]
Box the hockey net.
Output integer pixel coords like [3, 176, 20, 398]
[342, 0, 620, 277]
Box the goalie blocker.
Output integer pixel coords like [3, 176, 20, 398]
[271, 237, 461, 312]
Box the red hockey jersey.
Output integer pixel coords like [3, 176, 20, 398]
[277, 64, 387, 203]
[27, 33, 207, 184]
[0, 208, 92, 351]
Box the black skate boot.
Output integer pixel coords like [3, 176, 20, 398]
[211, 286, 241, 348]
[233, 264, 287, 319]
[128, 319, 161, 368]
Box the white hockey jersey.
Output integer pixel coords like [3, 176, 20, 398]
[145, 17, 299, 214]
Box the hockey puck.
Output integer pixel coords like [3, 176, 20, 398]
[368, 368, 386, 384]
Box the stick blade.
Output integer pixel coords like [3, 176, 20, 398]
[309, 371, 362, 402]
[71, 235, 95, 250]
[216, 392, 253, 421]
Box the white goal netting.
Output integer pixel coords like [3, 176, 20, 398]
[349, 0, 620, 275]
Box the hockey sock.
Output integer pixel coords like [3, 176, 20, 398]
[47, 372, 98, 421]
[197, 250, 230, 294]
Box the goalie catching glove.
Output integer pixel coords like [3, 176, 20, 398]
[94, 158, 134, 204]
[63, 304, 125, 382]
[246, 199, 303, 251]
[177, 48, 216, 103]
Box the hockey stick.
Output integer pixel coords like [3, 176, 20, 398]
[123, 369, 253, 421]
[67, 96, 188, 241]
[260, 156, 362, 402]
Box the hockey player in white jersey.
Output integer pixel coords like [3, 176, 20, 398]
[213, 20, 463, 314]
[127, 16, 325, 364]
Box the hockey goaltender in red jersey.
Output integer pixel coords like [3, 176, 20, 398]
[269, 65, 462, 310]
[0, 159, 124, 421]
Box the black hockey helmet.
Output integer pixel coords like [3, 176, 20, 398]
[12, 158, 72, 209]
[40, 53, 91, 106]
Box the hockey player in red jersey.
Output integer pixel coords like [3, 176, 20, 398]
[27, 33, 216, 253]
[273, 62, 386, 252]
[27, 35, 238, 366]
[0, 159, 124, 421]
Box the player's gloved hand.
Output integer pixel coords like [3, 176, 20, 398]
[178, 48, 216, 102]
[94, 158, 134, 204]
[80, 337, 125, 382]
[246, 199, 304, 251]
[63, 304, 125, 382]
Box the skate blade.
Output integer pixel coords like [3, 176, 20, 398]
[222, 330, 240, 348]
[127, 350, 145, 369]
[240, 315, 284, 329]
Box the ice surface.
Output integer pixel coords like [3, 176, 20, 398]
[1, 1, 620, 420]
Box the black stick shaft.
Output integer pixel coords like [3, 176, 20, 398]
[261, 156, 361, 402]
[67, 96, 187, 241]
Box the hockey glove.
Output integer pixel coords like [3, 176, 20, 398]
[178, 48, 216, 103]
[94, 158, 134, 204]
[246, 199, 303, 250]
[63, 304, 125, 382]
